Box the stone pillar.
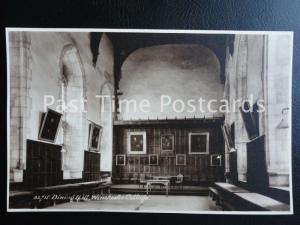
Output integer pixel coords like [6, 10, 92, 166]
[99, 83, 113, 172]
[60, 45, 86, 180]
[62, 108, 86, 179]
[223, 47, 232, 179]
[9, 32, 32, 182]
[234, 35, 249, 182]
[264, 35, 292, 186]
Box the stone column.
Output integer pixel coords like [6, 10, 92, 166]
[60, 45, 86, 180]
[9, 32, 32, 182]
[234, 35, 249, 182]
[264, 35, 291, 186]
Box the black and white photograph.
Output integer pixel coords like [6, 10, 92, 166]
[6, 28, 293, 214]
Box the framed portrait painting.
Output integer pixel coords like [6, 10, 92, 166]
[176, 154, 186, 166]
[116, 154, 126, 166]
[88, 123, 103, 151]
[149, 154, 159, 165]
[127, 131, 146, 154]
[189, 132, 209, 154]
[38, 108, 62, 143]
[161, 134, 174, 152]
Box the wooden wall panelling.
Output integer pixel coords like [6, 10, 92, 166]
[83, 151, 101, 182]
[25, 140, 62, 188]
[113, 119, 225, 184]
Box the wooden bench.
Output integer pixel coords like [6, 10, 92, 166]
[10, 181, 112, 208]
[9, 191, 35, 208]
[235, 192, 289, 211]
[214, 182, 289, 211]
[89, 183, 111, 195]
[215, 182, 249, 193]
[10, 190, 34, 197]
[34, 181, 110, 195]
[208, 187, 221, 205]
[32, 181, 111, 208]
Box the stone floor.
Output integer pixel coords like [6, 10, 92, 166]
[48, 195, 220, 212]
[110, 184, 208, 196]
[111, 184, 208, 191]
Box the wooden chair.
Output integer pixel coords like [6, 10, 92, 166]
[131, 173, 139, 184]
[175, 174, 184, 189]
[138, 174, 147, 187]
[170, 176, 177, 189]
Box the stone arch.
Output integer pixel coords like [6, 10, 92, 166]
[118, 44, 223, 120]
[99, 81, 114, 172]
[59, 44, 87, 179]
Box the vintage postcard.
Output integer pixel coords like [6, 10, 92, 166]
[7, 28, 293, 214]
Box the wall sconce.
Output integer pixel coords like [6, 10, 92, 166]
[229, 148, 236, 153]
[278, 107, 289, 129]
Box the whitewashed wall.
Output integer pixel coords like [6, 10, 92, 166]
[224, 34, 292, 186]
[9, 32, 114, 182]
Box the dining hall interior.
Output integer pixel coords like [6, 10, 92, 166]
[8, 30, 292, 212]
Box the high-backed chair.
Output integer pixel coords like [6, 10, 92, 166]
[139, 174, 147, 187]
[175, 174, 184, 189]
[170, 176, 177, 188]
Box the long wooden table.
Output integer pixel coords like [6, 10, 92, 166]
[146, 179, 170, 196]
[152, 176, 175, 180]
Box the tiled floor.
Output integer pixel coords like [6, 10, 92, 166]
[49, 195, 220, 212]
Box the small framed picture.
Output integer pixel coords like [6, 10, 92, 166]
[88, 122, 103, 151]
[116, 154, 126, 166]
[161, 134, 174, 151]
[127, 131, 147, 154]
[189, 132, 209, 154]
[210, 154, 222, 166]
[176, 154, 186, 166]
[149, 154, 159, 165]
